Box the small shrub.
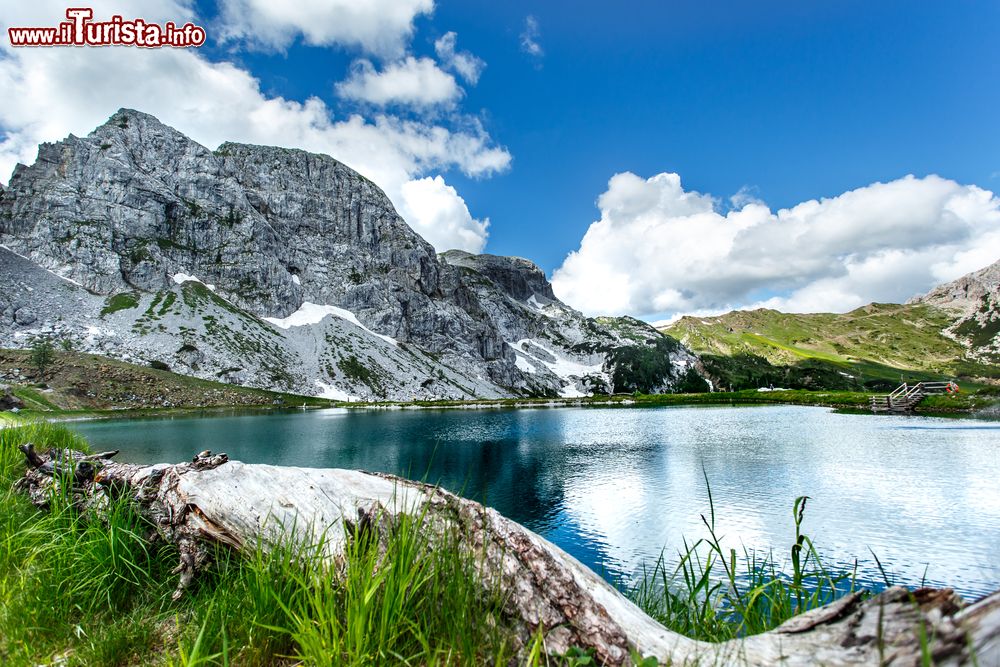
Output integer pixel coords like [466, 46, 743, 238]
[29, 338, 55, 378]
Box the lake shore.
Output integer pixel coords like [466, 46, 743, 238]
[5, 420, 997, 665]
[7, 386, 988, 424]
[328, 387, 985, 415]
[3, 348, 990, 423]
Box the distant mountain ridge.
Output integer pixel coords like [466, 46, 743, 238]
[661, 262, 1000, 390]
[0, 109, 702, 400]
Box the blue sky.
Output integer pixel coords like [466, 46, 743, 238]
[199, 0, 1000, 268]
[2, 0, 1000, 318]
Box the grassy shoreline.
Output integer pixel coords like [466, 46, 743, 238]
[328, 387, 985, 415]
[6, 386, 988, 426]
[1, 422, 888, 666]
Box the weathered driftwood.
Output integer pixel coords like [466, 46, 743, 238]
[16, 445, 1000, 666]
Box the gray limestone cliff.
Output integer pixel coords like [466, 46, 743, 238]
[0, 109, 701, 400]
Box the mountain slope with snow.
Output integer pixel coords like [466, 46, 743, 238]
[0, 110, 701, 400]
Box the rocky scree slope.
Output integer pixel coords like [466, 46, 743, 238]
[0, 109, 701, 400]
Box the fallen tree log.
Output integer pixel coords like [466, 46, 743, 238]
[15, 445, 1000, 666]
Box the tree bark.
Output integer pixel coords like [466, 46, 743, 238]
[16, 445, 1000, 666]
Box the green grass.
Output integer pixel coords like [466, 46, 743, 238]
[0, 422, 512, 666]
[629, 480, 858, 642]
[9, 386, 62, 411]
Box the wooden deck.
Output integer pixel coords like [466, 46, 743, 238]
[870, 381, 955, 413]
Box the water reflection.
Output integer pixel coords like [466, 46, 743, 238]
[69, 405, 1000, 599]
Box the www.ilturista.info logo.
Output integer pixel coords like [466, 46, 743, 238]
[8, 8, 206, 48]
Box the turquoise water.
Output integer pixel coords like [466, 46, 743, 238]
[69, 404, 1000, 599]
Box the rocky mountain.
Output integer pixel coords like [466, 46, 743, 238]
[908, 259, 1000, 362]
[0, 109, 701, 401]
[661, 263, 1000, 391]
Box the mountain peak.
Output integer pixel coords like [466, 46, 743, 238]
[93, 108, 188, 137]
[908, 258, 1000, 313]
[0, 111, 704, 400]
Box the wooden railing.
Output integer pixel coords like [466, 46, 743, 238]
[870, 381, 955, 413]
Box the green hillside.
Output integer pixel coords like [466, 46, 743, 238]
[661, 303, 999, 391]
[0, 348, 328, 415]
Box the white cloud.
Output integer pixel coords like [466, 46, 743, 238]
[552, 172, 1000, 319]
[520, 15, 543, 59]
[398, 176, 489, 252]
[434, 31, 485, 84]
[0, 33, 509, 255]
[336, 57, 461, 108]
[217, 0, 434, 56]
[729, 185, 764, 209]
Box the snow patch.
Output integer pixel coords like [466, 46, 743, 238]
[292, 275, 301, 285]
[514, 352, 537, 374]
[558, 384, 588, 398]
[525, 293, 564, 318]
[265, 302, 398, 346]
[172, 273, 216, 291]
[513, 338, 604, 379]
[313, 380, 357, 402]
[85, 326, 114, 338]
[51, 269, 83, 286]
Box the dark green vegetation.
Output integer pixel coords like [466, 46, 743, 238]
[571, 318, 707, 394]
[101, 292, 141, 317]
[0, 348, 327, 416]
[662, 303, 1000, 391]
[0, 423, 513, 666]
[336, 354, 386, 397]
[607, 338, 685, 393]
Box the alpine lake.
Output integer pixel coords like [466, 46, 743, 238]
[68, 404, 1000, 600]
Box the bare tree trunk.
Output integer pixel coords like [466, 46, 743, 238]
[16, 445, 1000, 666]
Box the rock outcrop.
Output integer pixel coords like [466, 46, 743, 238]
[0, 109, 701, 400]
[909, 260, 1000, 362]
[0, 385, 24, 411]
